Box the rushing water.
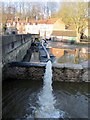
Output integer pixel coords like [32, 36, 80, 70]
[34, 60, 64, 118]
[2, 79, 89, 119]
[27, 60, 64, 118]
[2, 60, 89, 119]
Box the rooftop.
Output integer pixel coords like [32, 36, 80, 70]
[6, 18, 64, 25]
[52, 30, 77, 37]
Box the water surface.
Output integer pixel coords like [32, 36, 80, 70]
[2, 79, 89, 119]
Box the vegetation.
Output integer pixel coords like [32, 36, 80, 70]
[0, 1, 88, 43]
[56, 2, 88, 43]
[0, 2, 58, 22]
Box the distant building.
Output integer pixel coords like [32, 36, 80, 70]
[6, 19, 26, 34]
[51, 30, 77, 42]
[25, 20, 39, 34]
[5, 18, 77, 42]
[45, 18, 65, 39]
[25, 18, 65, 39]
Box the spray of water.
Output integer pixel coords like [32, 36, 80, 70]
[35, 60, 64, 118]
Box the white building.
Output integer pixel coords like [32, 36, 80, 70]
[25, 18, 65, 39]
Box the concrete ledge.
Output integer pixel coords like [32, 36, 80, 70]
[2, 34, 39, 65]
[53, 63, 65, 68]
[3, 62, 45, 81]
[80, 61, 89, 69]
[3, 61, 89, 82]
[8, 61, 46, 67]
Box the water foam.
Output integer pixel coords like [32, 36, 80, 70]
[35, 60, 64, 118]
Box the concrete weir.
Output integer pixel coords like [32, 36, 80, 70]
[2, 36, 89, 82]
[3, 60, 89, 82]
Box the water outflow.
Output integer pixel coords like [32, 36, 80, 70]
[35, 60, 64, 118]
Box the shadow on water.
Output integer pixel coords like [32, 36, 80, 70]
[52, 82, 89, 118]
[2, 79, 43, 119]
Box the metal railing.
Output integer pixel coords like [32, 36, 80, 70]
[41, 40, 51, 61]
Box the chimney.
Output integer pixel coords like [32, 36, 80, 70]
[26, 17, 29, 23]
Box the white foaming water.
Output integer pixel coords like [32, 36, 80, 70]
[35, 60, 64, 118]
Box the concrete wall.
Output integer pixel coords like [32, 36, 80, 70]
[3, 61, 89, 82]
[1, 34, 39, 65]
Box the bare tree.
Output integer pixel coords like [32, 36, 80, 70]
[47, 2, 59, 18]
[1, 1, 59, 22]
[58, 2, 88, 42]
[30, 3, 43, 20]
[27, 2, 32, 19]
